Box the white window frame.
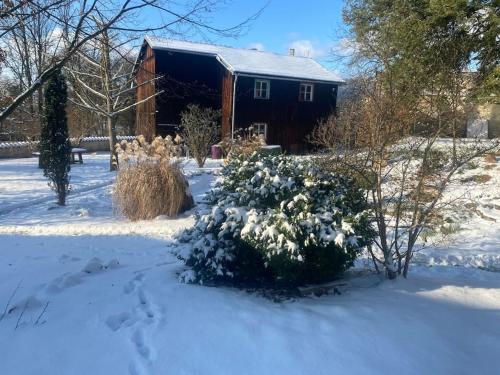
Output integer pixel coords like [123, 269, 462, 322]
[254, 79, 270, 99]
[252, 122, 268, 140]
[299, 83, 314, 102]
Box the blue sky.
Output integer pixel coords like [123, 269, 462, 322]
[147, 0, 350, 74]
[209, 1, 346, 55]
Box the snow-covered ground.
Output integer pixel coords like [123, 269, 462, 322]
[412, 156, 500, 271]
[0, 154, 216, 237]
[0, 154, 114, 212]
[0, 153, 499, 375]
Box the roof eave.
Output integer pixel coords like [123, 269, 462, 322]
[233, 71, 345, 85]
[146, 38, 236, 74]
[143, 36, 345, 83]
[131, 39, 151, 76]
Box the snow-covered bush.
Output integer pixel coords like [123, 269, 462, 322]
[178, 153, 374, 286]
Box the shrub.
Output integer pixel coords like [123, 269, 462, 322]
[419, 149, 449, 176]
[114, 161, 194, 221]
[220, 127, 266, 159]
[180, 104, 220, 167]
[40, 70, 71, 205]
[177, 153, 374, 287]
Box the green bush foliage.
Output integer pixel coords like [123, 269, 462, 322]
[40, 70, 71, 205]
[178, 154, 375, 287]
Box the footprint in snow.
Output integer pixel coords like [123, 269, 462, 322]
[124, 273, 145, 295]
[131, 329, 153, 360]
[112, 272, 163, 371]
[128, 362, 148, 375]
[137, 289, 159, 324]
[45, 258, 120, 294]
[45, 273, 83, 294]
[106, 312, 137, 332]
[58, 254, 82, 264]
[138, 289, 148, 305]
[82, 257, 120, 274]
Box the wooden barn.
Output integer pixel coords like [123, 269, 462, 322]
[134, 36, 344, 152]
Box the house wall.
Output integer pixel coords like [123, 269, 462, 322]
[135, 45, 156, 141]
[467, 103, 500, 139]
[153, 50, 224, 137]
[478, 103, 500, 139]
[489, 104, 500, 138]
[233, 76, 338, 152]
[139, 44, 340, 150]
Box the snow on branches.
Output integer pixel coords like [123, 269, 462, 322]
[177, 153, 375, 286]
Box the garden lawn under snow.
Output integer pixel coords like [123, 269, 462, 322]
[0, 152, 499, 375]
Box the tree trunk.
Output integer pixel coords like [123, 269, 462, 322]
[57, 183, 66, 205]
[101, 29, 118, 172]
[108, 116, 118, 171]
[384, 252, 398, 279]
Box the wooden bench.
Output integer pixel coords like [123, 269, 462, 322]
[70, 148, 87, 164]
[32, 151, 42, 168]
[33, 148, 87, 167]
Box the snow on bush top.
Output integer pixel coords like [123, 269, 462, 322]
[178, 153, 375, 286]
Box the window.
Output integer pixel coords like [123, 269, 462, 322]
[254, 80, 270, 99]
[252, 122, 268, 140]
[299, 83, 314, 102]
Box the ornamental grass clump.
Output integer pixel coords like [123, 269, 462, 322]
[114, 161, 193, 221]
[177, 153, 375, 287]
[113, 136, 193, 221]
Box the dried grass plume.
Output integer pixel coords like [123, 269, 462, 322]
[113, 136, 193, 221]
[114, 161, 194, 221]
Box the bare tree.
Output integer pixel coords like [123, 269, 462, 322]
[0, 0, 262, 123]
[1, 0, 64, 138]
[310, 75, 499, 279]
[1, 1, 67, 39]
[310, 0, 500, 279]
[65, 20, 162, 170]
[0, 76, 38, 140]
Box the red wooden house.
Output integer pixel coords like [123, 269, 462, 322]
[134, 36, 343, 152]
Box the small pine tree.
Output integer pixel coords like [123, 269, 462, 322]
[40, 70, 71, 205]
[38, 113, 49, 170]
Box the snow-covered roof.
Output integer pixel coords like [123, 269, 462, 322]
[144, 36, 344, 84]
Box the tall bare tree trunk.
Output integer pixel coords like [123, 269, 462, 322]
[107, 116, 118, 171]
[101, 29, 118, 171]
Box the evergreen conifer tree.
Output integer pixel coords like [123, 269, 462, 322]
[40, 70, 71, 205]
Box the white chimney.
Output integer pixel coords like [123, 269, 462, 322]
[289, 48, 295, 56]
